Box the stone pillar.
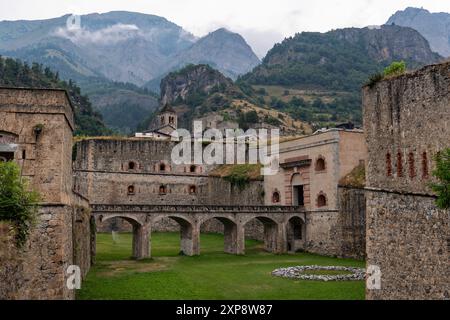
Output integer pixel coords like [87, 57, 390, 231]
[235, 224, 246, 255]
[276, 223, 287, 254]
[223, 221, 245, 255]
[90, 216, 96, 265]
[147, 223, 152, 259]
[263, 222, 278, 253]
[132, 223, 149, 259]
[179, 221, 200, 256]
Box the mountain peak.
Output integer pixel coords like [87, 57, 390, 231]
[161, 27, 260, 82]
[403, 7, 430, 14]
[386, 7, 450, 57]
[212, 27, 233, 34]
[207, 27, 243, 40]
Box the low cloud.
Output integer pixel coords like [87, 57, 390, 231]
[54, 23, 140, 45]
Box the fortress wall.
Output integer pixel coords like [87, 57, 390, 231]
[363, 62, 450, 300]
[76, 139, 266, 238]
[336, 186, 366, 260]
[0, 88, 92, 300]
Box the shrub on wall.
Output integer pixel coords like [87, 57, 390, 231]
[431, 148, 450, 209]
[383, 61, 407, 78]
[365, 61, 407, 88]
[0, 161, 40, 247]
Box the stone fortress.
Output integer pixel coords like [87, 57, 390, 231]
[0, 61, 449, 300]
[74, 104, 368, 260]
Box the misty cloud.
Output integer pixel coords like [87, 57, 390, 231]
[55, 23, 140, 44]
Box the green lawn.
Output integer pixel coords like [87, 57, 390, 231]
[77, 232, 365, 300]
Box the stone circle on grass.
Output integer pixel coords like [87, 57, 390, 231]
[272, 265, 366, 281]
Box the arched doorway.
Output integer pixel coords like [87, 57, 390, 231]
[291, 173, 304, 206]
[286, 216, 305, 252]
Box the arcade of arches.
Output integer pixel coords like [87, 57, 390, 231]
[93, 205, 307, 259]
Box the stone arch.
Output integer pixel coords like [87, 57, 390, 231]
[291, 173, 305, 206]
[243, 216, 281, 253]
[0, 131, 18, 162]
[159, 184, 168, 194]
[272, 189, 281, 203]
[291, 172, 302, 185]
[128, 161, 136, 171]
[96, 214, 148, 260]
[151, 214, 198, 256]
[199, 216, 241, 254]
[315, 156, 326, 171]
[189, 185, 197, 194]
[0, 131, 18, 143]
[159, 161, 170, 172]
[316, 192, 328, 208]
[286, 216, 306, 252]
[99, 214, 142, 226]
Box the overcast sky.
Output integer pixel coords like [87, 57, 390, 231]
[1, 0, 450, 57]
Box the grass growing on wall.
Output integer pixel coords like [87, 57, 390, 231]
[77, 233, 365, 300]
[339, 164, 365, 188]
[210, 164, 263, 190]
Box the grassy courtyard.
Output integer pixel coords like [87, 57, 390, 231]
[77, 233, 365, 300]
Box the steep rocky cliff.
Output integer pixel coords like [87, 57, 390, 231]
[160, 64, 235, 106]
[157, 64, 310, 135]
[387, 7, 450, 57]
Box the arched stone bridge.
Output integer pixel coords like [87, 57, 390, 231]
[91, 204, 310, 259]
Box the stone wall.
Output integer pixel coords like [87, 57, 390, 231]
[366, 191, 449, 300]
[0, 203, 93, 300]
[337, 186, 366, 260]
[0, 88, 92, 300]
[0, 205, 74, 299]
[363, 62, 450, 300]
[290, 187, 366, 259]
[363, 62, 450, 194]
[71, 194, 94, 279]
[0, 221, 22, 299]
[206, 177, 265, 206]
[73, 139, 214, 205]
[303, 211, 340, 256]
